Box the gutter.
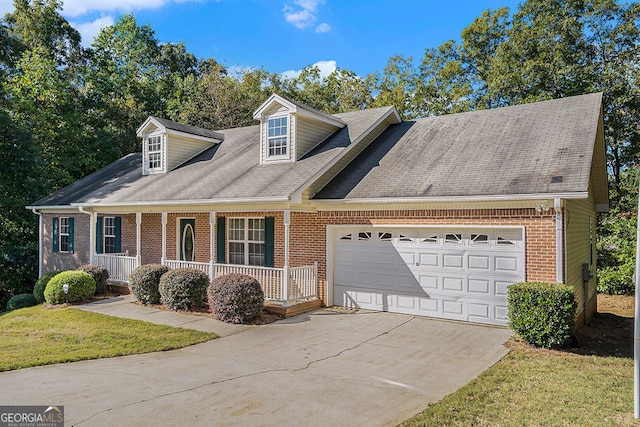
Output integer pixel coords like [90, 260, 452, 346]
[312, 192, 589, 207]
[70, 196, 292, 209]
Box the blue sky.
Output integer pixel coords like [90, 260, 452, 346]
[1, 0, 522, 77]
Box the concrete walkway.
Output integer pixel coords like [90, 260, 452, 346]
[76, 295, 251, 336]
[1, 298, 512, 426]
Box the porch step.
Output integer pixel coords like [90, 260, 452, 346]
[107, 281, 130, 295]
[264, 299, 323, 318]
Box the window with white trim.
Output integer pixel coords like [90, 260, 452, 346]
[104, 216, 116, 253]
[147, 135, 162, 170]
[228, 218, 265, 266]
[267, 116, 288, 158]
[59, 217, 70, 253]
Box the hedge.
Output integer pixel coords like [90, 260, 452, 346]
[508, 281, 577, 348]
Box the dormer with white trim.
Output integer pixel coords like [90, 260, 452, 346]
[253, 94, 346, 165]
[136, 117, 224, 175]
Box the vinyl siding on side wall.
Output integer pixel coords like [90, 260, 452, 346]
[166, 134, 215, 172]
[564, 183, 597, 323]
[295, 115, 339, 159]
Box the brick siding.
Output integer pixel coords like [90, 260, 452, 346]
[41, 208, 558, 307]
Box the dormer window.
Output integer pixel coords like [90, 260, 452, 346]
[268, 116, 288, 158]
[253, 94, 347, 165]
[147, 135, 163, 171]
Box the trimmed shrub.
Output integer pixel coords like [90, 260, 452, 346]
[128, 264, 169, 304]
[33, 271, 61, 304]
[44, 271, 96, 304]
[508, 281, 577, 348]
[208, 273, 264, 324]
[77, 264, 109, 294]
[6, 293, 37, 311]
[597, 264, 635, 295]
[159, 268, 209, 311]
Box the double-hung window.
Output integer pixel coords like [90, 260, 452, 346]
[228, 218, 265, 266]
[267, 116, 287, 158]
[147, 135, 162, 170]
[103, 216, 116, 253]
[59, 217, 70, 253]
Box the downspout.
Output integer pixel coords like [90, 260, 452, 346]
[554, 198, 563, 283]
[31, 208, 43, 278]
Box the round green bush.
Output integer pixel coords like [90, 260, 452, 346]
[44, 271, 96, 304]
[33, 271, 62, 304]
[128, 264, 170, 304]
[6, 293, 37, 311]
[77, 264, 109, 294]
[159, 268, 209, 311]
[208, 273, 264, 324]
[508, 281, 577, 348]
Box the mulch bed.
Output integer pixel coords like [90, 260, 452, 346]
[507, 294, 634, 358]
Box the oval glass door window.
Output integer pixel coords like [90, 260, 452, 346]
[182, 223, 195, 261]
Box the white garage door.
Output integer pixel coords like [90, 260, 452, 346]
[332, 227, 525, 325]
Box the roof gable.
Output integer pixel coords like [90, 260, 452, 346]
[136, 116, 224, 143]
[253, 94, 346, 128]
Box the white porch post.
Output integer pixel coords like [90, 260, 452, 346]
[89, 212, 96, 265]
[136, 212, 142, 268]
[209, 211, 215, 281]
[283, 210, 290, 306]
[161, 212, 167, 265]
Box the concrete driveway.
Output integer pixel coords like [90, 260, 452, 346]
[0, 308, 511, 426]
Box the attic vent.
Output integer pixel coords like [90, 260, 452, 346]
[551, 176, 563, 183]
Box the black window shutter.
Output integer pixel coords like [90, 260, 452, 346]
[264, 217, 274, 268]
[96, 216, 103, 254]
[216, 216, 226, 263]
[68, 217, 74, 254]
[52, 217, 58, 253]
[114, 216, 122, 253]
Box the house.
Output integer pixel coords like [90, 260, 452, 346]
[28, 93, 608, 325]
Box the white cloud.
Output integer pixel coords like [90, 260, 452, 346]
[62, 0, 167, 17]
[315, 22, 331, 33]
[283, 0, 324, 29]
[0, 0, 206, 18]
[282, 59, 337, 80]
[71, 16, 115, 47]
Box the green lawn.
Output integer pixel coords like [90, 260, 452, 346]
[0, 305, 217, 371]
[401, 295, 638, 426]
[401, 347, 634, 426]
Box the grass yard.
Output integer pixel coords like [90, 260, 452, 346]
[0, 305, 217, 371]
[401, 294, 638, 426]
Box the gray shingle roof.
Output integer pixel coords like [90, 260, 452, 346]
[32, 107, 394, 207]
[314, 93, 603, 200]
[31, 153, 142, 207]
[150, 116, 224, 140]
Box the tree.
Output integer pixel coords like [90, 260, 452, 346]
[86, 14, 165, 155]
[366, 55, 419, 119]
[280, 65, 372, 114]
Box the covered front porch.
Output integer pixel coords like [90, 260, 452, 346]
[87, 210, 319, 310]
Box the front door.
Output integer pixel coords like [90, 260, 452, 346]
[179, 218, 195, 262]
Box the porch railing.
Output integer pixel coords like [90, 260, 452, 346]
[164, 260, 211, 275]
[166, 261, 318, 304]
[96, 254, 318, 305]
[94, 254, 138, 283]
